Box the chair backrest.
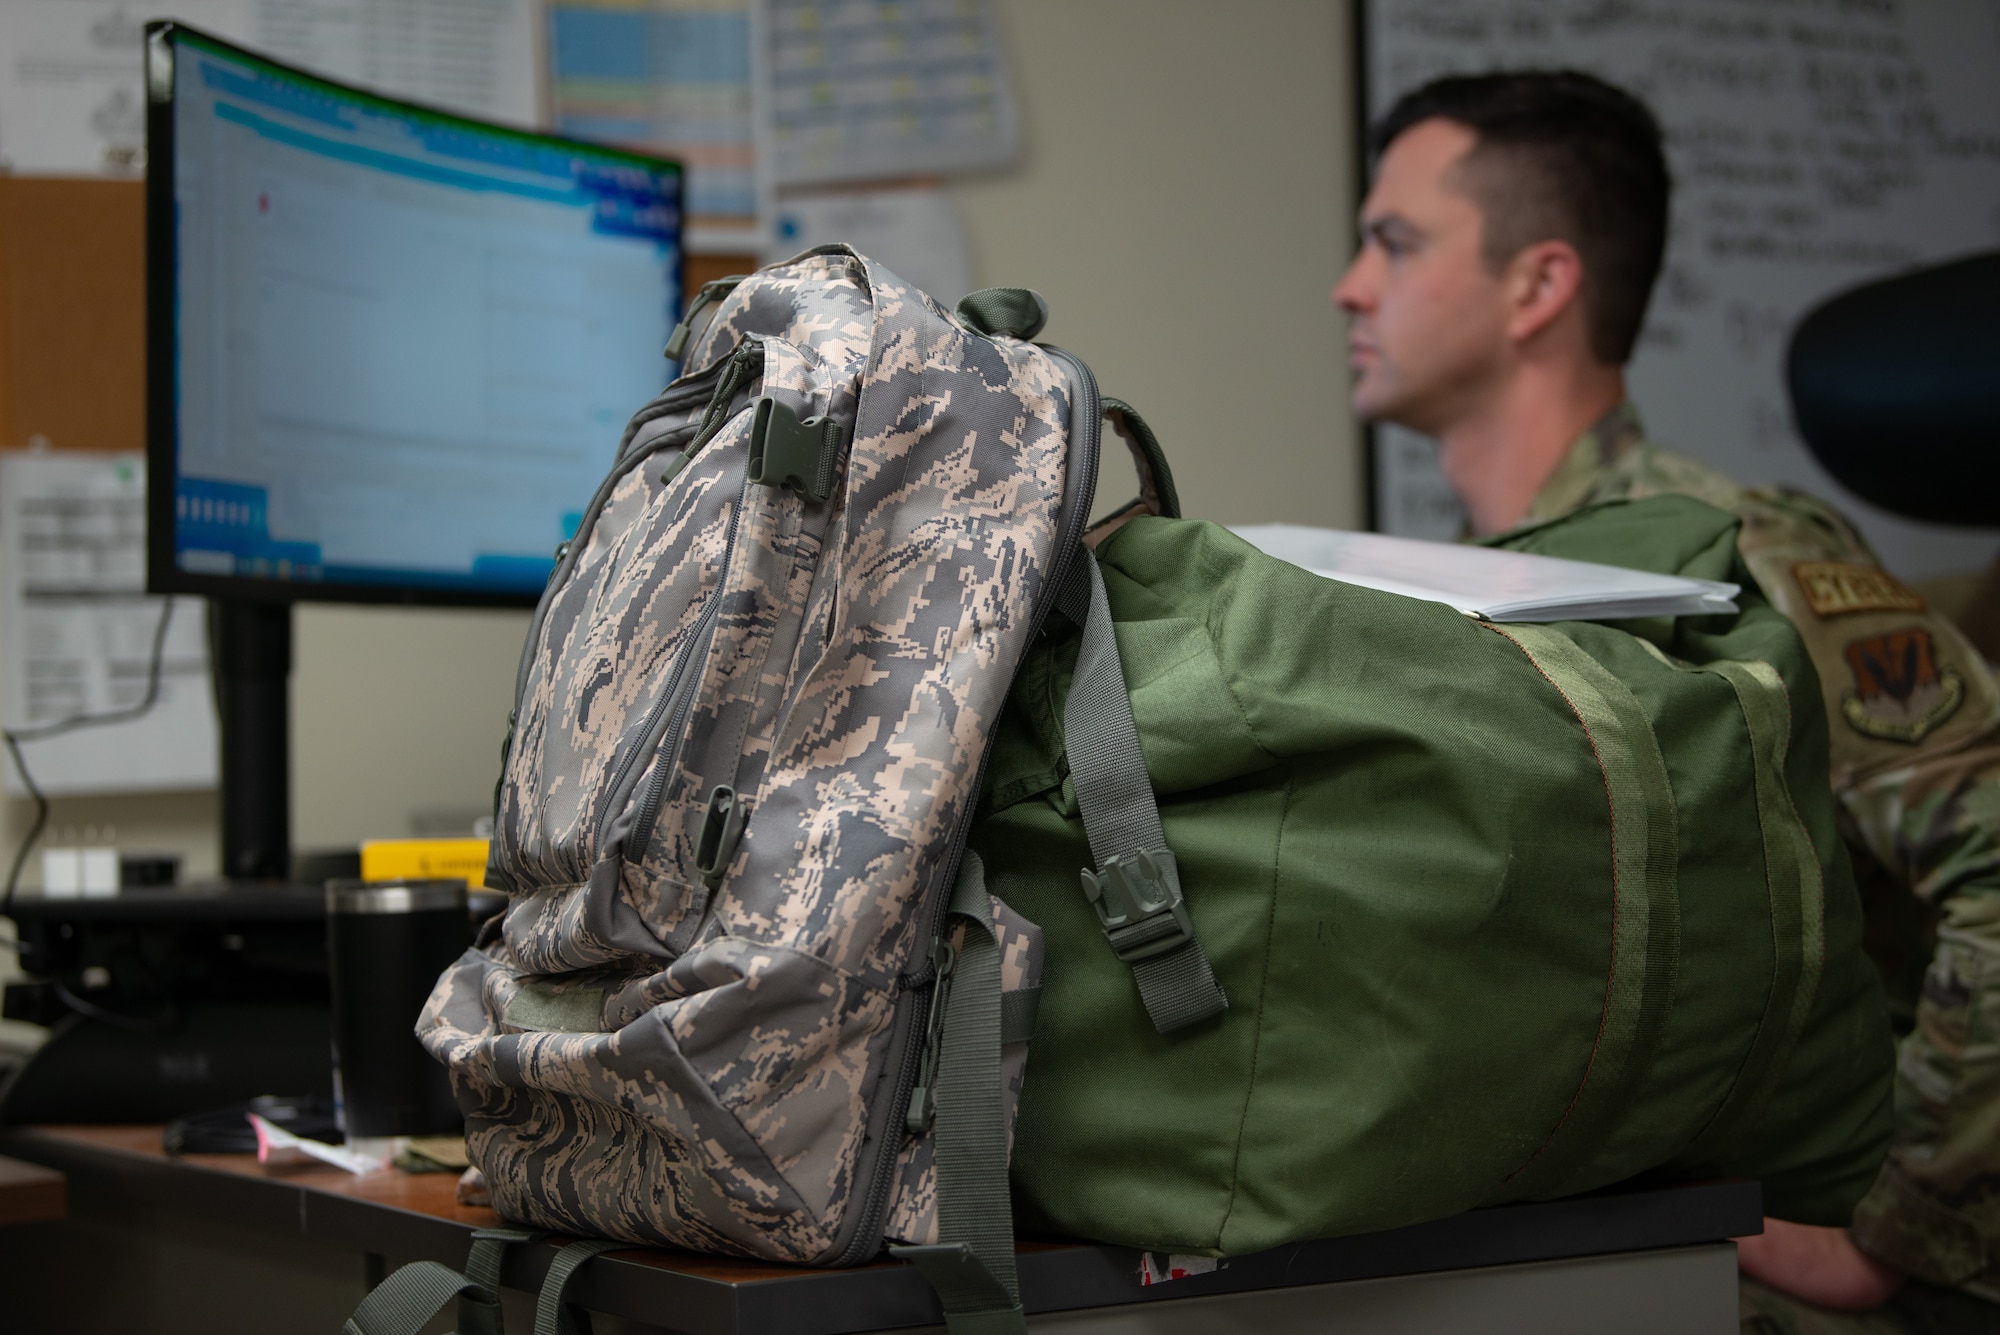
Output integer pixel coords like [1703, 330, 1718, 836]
[1786, 249, 2000, 526]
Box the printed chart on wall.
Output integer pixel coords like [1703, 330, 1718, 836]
[0, 453, 217, 798]
[759, 0, 1018, 188]
[546, 0, 759, 249]
[0, 0, 540, 175]
[1362, 1, 2000, 579]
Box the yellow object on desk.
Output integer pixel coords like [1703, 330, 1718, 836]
[359, 838, 490, 888]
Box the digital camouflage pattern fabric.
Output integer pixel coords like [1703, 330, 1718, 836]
[419, 246, 1083, 1265]
[1517, 404, 2000, 1306]
[1739, 1274, 2000, 1335]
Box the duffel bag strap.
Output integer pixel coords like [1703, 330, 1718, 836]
[1675, 655, 1826, 1162]
[343, 1226, 537, 1335]
[1057, 546, 1228, 1034]
[892, 851, 1027, 1335]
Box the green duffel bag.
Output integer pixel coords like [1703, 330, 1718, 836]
[971, 485, 1892, 1256]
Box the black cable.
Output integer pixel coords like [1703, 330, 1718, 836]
[2, 596, 179, 921]
[52, 981, 179, 1033]
[0, 730, 48, 947]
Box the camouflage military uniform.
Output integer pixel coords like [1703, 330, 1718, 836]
[1516, 404, 2000, 1331]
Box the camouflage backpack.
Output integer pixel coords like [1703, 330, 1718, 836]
[409, 246, 1181, 1335]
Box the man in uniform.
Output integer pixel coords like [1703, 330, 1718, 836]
[1336, 70, 2000, 1332]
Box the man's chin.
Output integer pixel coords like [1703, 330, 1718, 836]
[1349, 374, 1412, 427]
[1352, 388, 1439, 435]
[1351, 392, 1408, 429]
[1348, 383, 1389, 424]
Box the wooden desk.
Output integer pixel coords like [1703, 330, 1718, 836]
[0, 1125, 1751, 1334]
[0, 1152, 64, 1226]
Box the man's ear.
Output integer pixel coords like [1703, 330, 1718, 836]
[1503, 239, 1586, 346]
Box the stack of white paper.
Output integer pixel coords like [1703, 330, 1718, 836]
[1231, 524, 1739, 624]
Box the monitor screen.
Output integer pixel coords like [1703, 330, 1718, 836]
[146, 23, 683, 606]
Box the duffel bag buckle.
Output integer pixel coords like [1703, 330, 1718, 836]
[1082, 849, 1194, 963]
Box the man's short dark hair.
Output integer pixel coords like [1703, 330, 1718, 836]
[1372, 70, 1669, 365]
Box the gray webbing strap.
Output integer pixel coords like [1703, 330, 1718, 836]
[342, 1228, 532, 1335]
[343, 1262, 480, 1335]
[533, 1238, 626, 1335]
[457, 1229, 527, 1335]
[1056, 548, 1227, 1033]
[891, 852, 1026, 1335]
[999, 985, 1039, 1045]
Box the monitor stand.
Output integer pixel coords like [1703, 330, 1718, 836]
[210, 598, 292, 881]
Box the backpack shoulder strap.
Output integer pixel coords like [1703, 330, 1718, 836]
[342, 1227, 536, 1335]
[892, 851, 1028, 1335]
[1056, 546, 1228, 1034]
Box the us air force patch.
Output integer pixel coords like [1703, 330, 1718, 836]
[1840, 626, 1965, 743]
[1793, 561, 1927, 618]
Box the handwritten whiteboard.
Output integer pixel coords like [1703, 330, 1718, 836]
[1364, 0, 2000, 579]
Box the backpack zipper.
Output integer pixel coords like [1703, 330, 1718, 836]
[489, 360, 739, 886]
[827, 345, 1104, 1268]
[507, 353, 745, 730]
[625, 337, 857, 871]
[589, 341, 766, 859]
[683, 340, 767, 460]
[605, 571, 727, 862]
[665, 276, 749, 363]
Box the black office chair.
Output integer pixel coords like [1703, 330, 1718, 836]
[1786, 250, 2000, 527]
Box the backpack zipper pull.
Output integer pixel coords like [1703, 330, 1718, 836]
[905, 937, 957, 1135]
[665, 276, 749, 362]
[490, 708, 517, 868]
[663, 339, 766, 485]
[693, 785, 750, 889]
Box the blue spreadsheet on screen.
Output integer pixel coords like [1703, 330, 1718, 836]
[162, 29, 683, 601]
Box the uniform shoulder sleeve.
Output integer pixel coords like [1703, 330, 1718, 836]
[1731, 488, 2000, 795]
[1600, 443, 1748, 513]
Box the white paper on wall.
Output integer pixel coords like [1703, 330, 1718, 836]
[756, 0, 1020, 188]
[0, 0, 541, 177]
[0, 452, 217, 798]
[771, 184, 973, 303]
[546, 0, 761, 246]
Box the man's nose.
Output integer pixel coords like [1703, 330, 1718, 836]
[1332, 250, 1372, 313]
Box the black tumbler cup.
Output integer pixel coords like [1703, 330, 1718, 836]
[325, 878, 468, 1138]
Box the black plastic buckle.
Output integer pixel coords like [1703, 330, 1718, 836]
[694, 785, 749, 889]
[747, 397, 839, 502]
[1081, 849, 1194, 964]
[906, 938, 957, 1136]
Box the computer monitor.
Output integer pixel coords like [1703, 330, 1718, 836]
[146, 21, 683, 608]
[143, 22, 684, 878]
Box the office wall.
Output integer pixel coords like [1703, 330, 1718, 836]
[0, 1, 1361, 883]
[961, 0, 1359, 529]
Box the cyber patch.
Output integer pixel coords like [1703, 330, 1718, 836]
[1793, 560, 1926, 618]
[1840, 626, 1964, 744]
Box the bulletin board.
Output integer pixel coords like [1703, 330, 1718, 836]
[1360, 0, 2000, 580]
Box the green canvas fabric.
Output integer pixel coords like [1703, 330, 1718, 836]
[972, 495, 1893, 1256]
